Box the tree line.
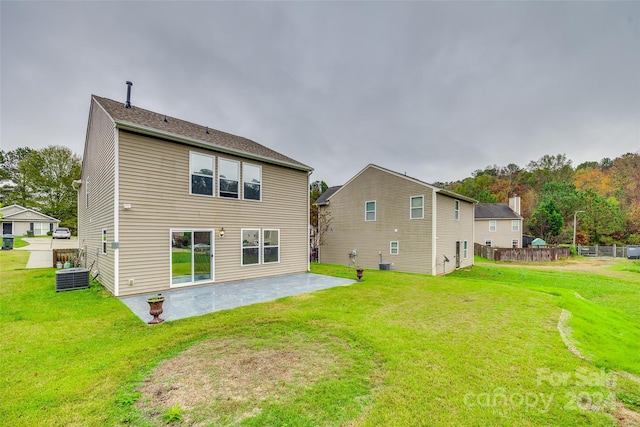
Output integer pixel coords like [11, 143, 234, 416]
[443, 153, 640, 245]
[0, 146, 81, 231]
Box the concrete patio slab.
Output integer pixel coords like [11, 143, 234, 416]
[121, 273, 356, 324]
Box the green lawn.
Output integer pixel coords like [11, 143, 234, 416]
[1, 249, 639, 426]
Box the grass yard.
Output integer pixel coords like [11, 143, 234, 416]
[1, 248, 639, 426]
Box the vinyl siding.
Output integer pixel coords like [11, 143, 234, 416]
[319, 166, 434, 274]
[78, 99, 117, 293]
[435, 193, 475, 275]
[116, 131, 309, 296]
[475, 219, 523, 248]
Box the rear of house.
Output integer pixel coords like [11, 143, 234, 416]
[78, 93, 312, 297]
[316, 164, 474, 275]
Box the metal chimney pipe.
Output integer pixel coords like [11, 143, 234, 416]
[124, 81, 133, 108]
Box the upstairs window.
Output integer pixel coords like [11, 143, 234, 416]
[243, 163, 262, 201]
[512, 220, 520, 231]
[365, 201, 376, 221]
[489, 220, 497, 232]
[410, 196, 424, 219]
[219, 158, 239, 198]
[454, 200, 460, 220]
[86, 176, 90, 208]
[190, 152, 214, 196]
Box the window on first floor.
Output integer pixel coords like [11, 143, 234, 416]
[489, 220, 497, 232]
[241, 229, 260, 265]
[512, 220, 520, 231]
[263, 229, 279, 263]
[219, 158, 239, 199]
[365, 201, 376, 221]
[512, 239, 519, 248]
[410, 196, 424, 219]
[463, 240, 468, 259]
[190, 152, 215, 196]
[390, 241, 399, 255]
[102, 229, 108, 254]
[485, 239, 492, 247]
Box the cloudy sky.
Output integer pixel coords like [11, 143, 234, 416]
[1, 1, 639, 186]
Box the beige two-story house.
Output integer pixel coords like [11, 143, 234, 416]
[77, 93, 312, 297]
[315, 164, 475, 275]
[474, 201, 523, 248]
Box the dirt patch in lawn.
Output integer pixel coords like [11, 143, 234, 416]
[135, 334, 341, 425]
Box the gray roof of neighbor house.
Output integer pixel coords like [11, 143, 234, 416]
[475, 203, 522, 220]
[0, 204, 60, 222]
[314, 186, 342, 206]
[92, 95, 312, 172]
[313, 164, 476, 205]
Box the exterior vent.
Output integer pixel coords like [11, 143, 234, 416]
[124, 81, 133, 108]
[56, 268, 90, 292]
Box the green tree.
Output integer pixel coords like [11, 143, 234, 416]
[527, 154, 574, 187]
[578, 189, 624, 244]
[528, 199, 564, 243]
[0, 147, 34, 205]
[15, 146, 81, 229]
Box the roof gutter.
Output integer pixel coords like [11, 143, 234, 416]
[436, 189, 477, 204]
[114, 120, 314, 173]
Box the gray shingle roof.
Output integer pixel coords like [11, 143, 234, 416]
[475, 203, 522, 219]
[93, 95, 312, 171]
[314, 186, 342, 205]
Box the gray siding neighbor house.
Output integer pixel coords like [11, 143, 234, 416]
[77, 92, 312, 297]
[315, 164, 476, 275]
[474, 198, 523, 248]
[0, 204, 60, 236]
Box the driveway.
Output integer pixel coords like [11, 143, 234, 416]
[16, 237, 79, 268]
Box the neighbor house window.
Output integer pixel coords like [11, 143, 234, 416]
[219, 158, 239, 198]
[512, 220, 520, 231]
[263, 229, 280, 263]
[190, 152, 215, 196]
[390, 241, 399, 255]
[102, 229, 107, 254]
[241, 229, 260, 265]
[86, 176, 90, 208]
[489, 220, 497, 232]
[410, 196, 424, 219]
[485, 239, 492, 247]
[463, 240, 468, 259]
[243, 163, 262, 201]
[454, 200, 460, 220]
[365, 201, 376, 221]
[512, 239, 519, 248]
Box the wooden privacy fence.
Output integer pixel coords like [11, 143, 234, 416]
[52, 248, 83, 268]
[474, 243, 570, 262]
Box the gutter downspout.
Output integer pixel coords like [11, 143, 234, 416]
[431, 189, 437, 275]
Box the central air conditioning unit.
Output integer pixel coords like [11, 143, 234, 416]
[56, 268, 90, 292]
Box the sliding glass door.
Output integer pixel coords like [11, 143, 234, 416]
[171, 229, 214, 287]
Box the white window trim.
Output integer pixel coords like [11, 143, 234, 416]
[512, 220, 520, 231]
[219, 158, 240, 199]
[485, 239, 492, 247]
[263, 228, 280, 264]
[463, 240, 468, 259]
[390, 241, 399, 255]
[410, 195, 424, 219]
[169, 229, 215, 288]
[454, 200, 460, 221]
[101, 228, 107, 254]
[242, 162, 262, 202]
[512, 239, 519, 248]
[489, 220, 497, 232]
[189, 151, 215, 197]
[365, 200, 376, 222]
[86, 176, 90, 208]
[241, 228, 261, 266]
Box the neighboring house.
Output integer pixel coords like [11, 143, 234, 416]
[314, 164, 475, 275]
[474, 197, 523, 248]
[0, 204, 60, 236]
[77, 92, 312, 297]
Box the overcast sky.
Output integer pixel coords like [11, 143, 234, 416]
[1, 1, 639, 186]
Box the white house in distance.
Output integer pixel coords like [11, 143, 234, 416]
[0, 204, 60, 236]
[315, 164, 476, 275]
[474, 196, 523, 248]
[77, 86, 312, 297]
